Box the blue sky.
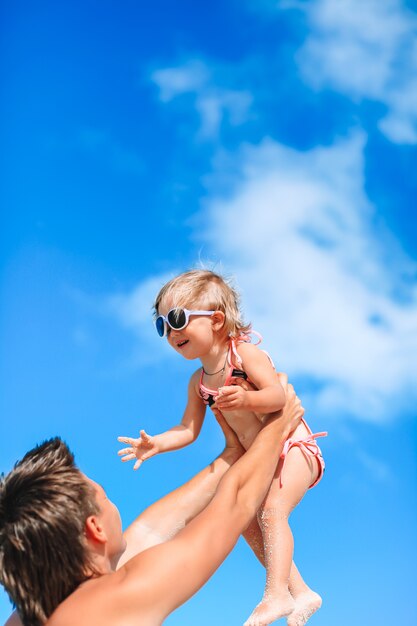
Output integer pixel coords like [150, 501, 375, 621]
[1, 1, 417, 624]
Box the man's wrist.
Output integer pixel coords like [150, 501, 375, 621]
[262, 412, 288, 442]
[222, 446, 243, 464]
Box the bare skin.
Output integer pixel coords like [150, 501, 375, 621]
[6, 379, 303, 626]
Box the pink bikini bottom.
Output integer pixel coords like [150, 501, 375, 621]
[279, 427, 327, 489]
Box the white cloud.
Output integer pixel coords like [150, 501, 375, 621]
[111, 7, 417, 422]
[150, 3, 417, 145]
[295, 0, 417, 144]
[108, 132, 417, 423]
[151, 60, 209, 101]
[151, 60, 253, 139]
[195, 131, 417, 422]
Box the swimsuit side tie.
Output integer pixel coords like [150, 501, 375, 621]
[279, 431, 327, 488]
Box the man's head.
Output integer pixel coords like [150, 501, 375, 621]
[0, 437, 122, 626]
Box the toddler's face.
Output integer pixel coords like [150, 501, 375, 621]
[158, 298, 216, 360]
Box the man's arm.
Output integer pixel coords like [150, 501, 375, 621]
[3, 408, 245, 626]
[118, 409, 245, 566]
[116, 381, 303, 623]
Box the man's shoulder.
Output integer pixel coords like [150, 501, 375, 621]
[46, 574, 121, 625]
[46, 569, 156, 626]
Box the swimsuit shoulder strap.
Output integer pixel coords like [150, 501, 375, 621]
[228, 330, 262, 369]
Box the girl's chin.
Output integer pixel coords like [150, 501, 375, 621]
[181, 351, 199, 361]
[176, 347, 199, 360]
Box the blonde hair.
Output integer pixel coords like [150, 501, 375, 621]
[154, 270, 251, 337]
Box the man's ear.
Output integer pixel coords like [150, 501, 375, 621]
[211, 311, 225, 332]
[85, 515, 107, 545]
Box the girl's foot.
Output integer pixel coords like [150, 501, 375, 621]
[244, 592, 295, 626]
[287, 591, 322, 626]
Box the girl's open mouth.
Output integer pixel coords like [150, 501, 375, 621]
[177, 340, 189, 348]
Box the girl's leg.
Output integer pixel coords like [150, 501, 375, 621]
[287, 562, 322, 626]
[244, 447, 319, 626]
[243, 521, 319, 600]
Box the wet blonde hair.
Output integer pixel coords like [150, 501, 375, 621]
[154, 269, 251, 337]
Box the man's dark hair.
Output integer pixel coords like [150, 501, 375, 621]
[0, 437, 99, 625]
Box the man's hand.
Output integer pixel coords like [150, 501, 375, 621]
[117, 430, 160, 470]
[269, 372, 304, 439]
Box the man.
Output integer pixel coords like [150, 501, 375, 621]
[1, 376, 302, 626]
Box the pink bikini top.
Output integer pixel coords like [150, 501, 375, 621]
[199, 332, 263, 406]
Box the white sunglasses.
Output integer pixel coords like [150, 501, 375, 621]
[155, 308, 215, 337]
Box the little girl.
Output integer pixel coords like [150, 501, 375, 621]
[118, 270, 326, 626]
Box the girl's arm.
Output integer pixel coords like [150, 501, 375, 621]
[114, 384, 304, 624]
[118, 370, 206, 469]
[215, 342, 286, 413]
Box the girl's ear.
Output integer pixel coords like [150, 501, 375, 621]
[211, 311, 225, 332]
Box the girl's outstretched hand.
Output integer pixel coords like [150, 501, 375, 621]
[117, 430, 159, 470]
